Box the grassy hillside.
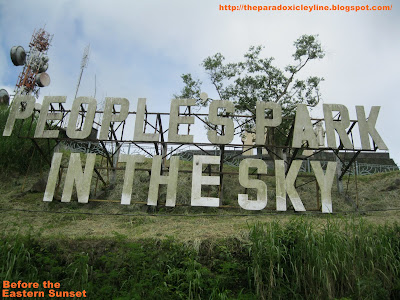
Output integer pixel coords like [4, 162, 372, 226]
[0, 153, 399, 239]
[1, 111, 399, 299]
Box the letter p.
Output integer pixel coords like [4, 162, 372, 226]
[3, 95, 36, 136]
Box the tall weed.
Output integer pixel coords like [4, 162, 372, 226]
[248, 218, 400, 299]
[0, 219, 399, 299]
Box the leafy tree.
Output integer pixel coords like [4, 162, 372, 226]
[175, 35, 325, 161]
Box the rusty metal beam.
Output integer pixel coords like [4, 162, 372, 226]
[339, 151, 361, 181]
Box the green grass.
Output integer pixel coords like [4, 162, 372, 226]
[1, 218, 399, 299]
[247, 218, 400, 299]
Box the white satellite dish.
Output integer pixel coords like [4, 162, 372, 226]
[200, 92, 208, 105]
[35, 72, 50, 87]
[0, 89, 10, 105]
[39, 62, 49, 73]
[10, 46, 26, 66]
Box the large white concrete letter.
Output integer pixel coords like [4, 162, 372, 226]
[311, 161, 336, 213]
[61, 153, 96, 203]
[207, 100, 234, 144]
[191, 155, 220, 207]
[256, 102, 282, 145]
[99, 97, 130, 140]
[168, 99, 196, 143]
[275, 160, 306, 212]
[292, 104, 318, 148]
[3, 95, 35, 136]
[238, 159, 268, 210]
[356, 106, 388, 150]
[43, 152, 63, 202]
[133, 98, 159, 142]
[323, 104, 352, 149]
[118, 154, 145, 205]
[35, 96, 66, 138]
[67, 97, 97, 139]
[148, 156, 180, 207]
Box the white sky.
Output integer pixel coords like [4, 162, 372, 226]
[1, 0, 399, 164]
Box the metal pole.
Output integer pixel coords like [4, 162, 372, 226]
[316, 180, 320, 211]
[219, 145, 225, 206]
[354, 163, 359, 210]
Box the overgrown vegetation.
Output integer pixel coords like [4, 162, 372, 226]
[1, 218, 399, 299]
[0, 106, 51, 174]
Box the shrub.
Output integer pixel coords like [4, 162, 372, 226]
[0, 106, 52, 174]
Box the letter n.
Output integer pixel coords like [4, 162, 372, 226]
[62, 153, 96, 203]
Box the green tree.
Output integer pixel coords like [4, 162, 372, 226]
[175, 34, 325, 162]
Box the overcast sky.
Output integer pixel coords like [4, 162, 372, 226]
[1, 0, 399, 164]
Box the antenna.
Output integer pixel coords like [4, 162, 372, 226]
[1, 27, 53, 106]
[74, 44, 90, 100]
[94, 74, 97, 99]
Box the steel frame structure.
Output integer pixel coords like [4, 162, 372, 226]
[15, 101, 374, 211]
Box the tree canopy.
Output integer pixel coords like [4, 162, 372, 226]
[176, 34, 324, 113]
[175, 34, 325, 149]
